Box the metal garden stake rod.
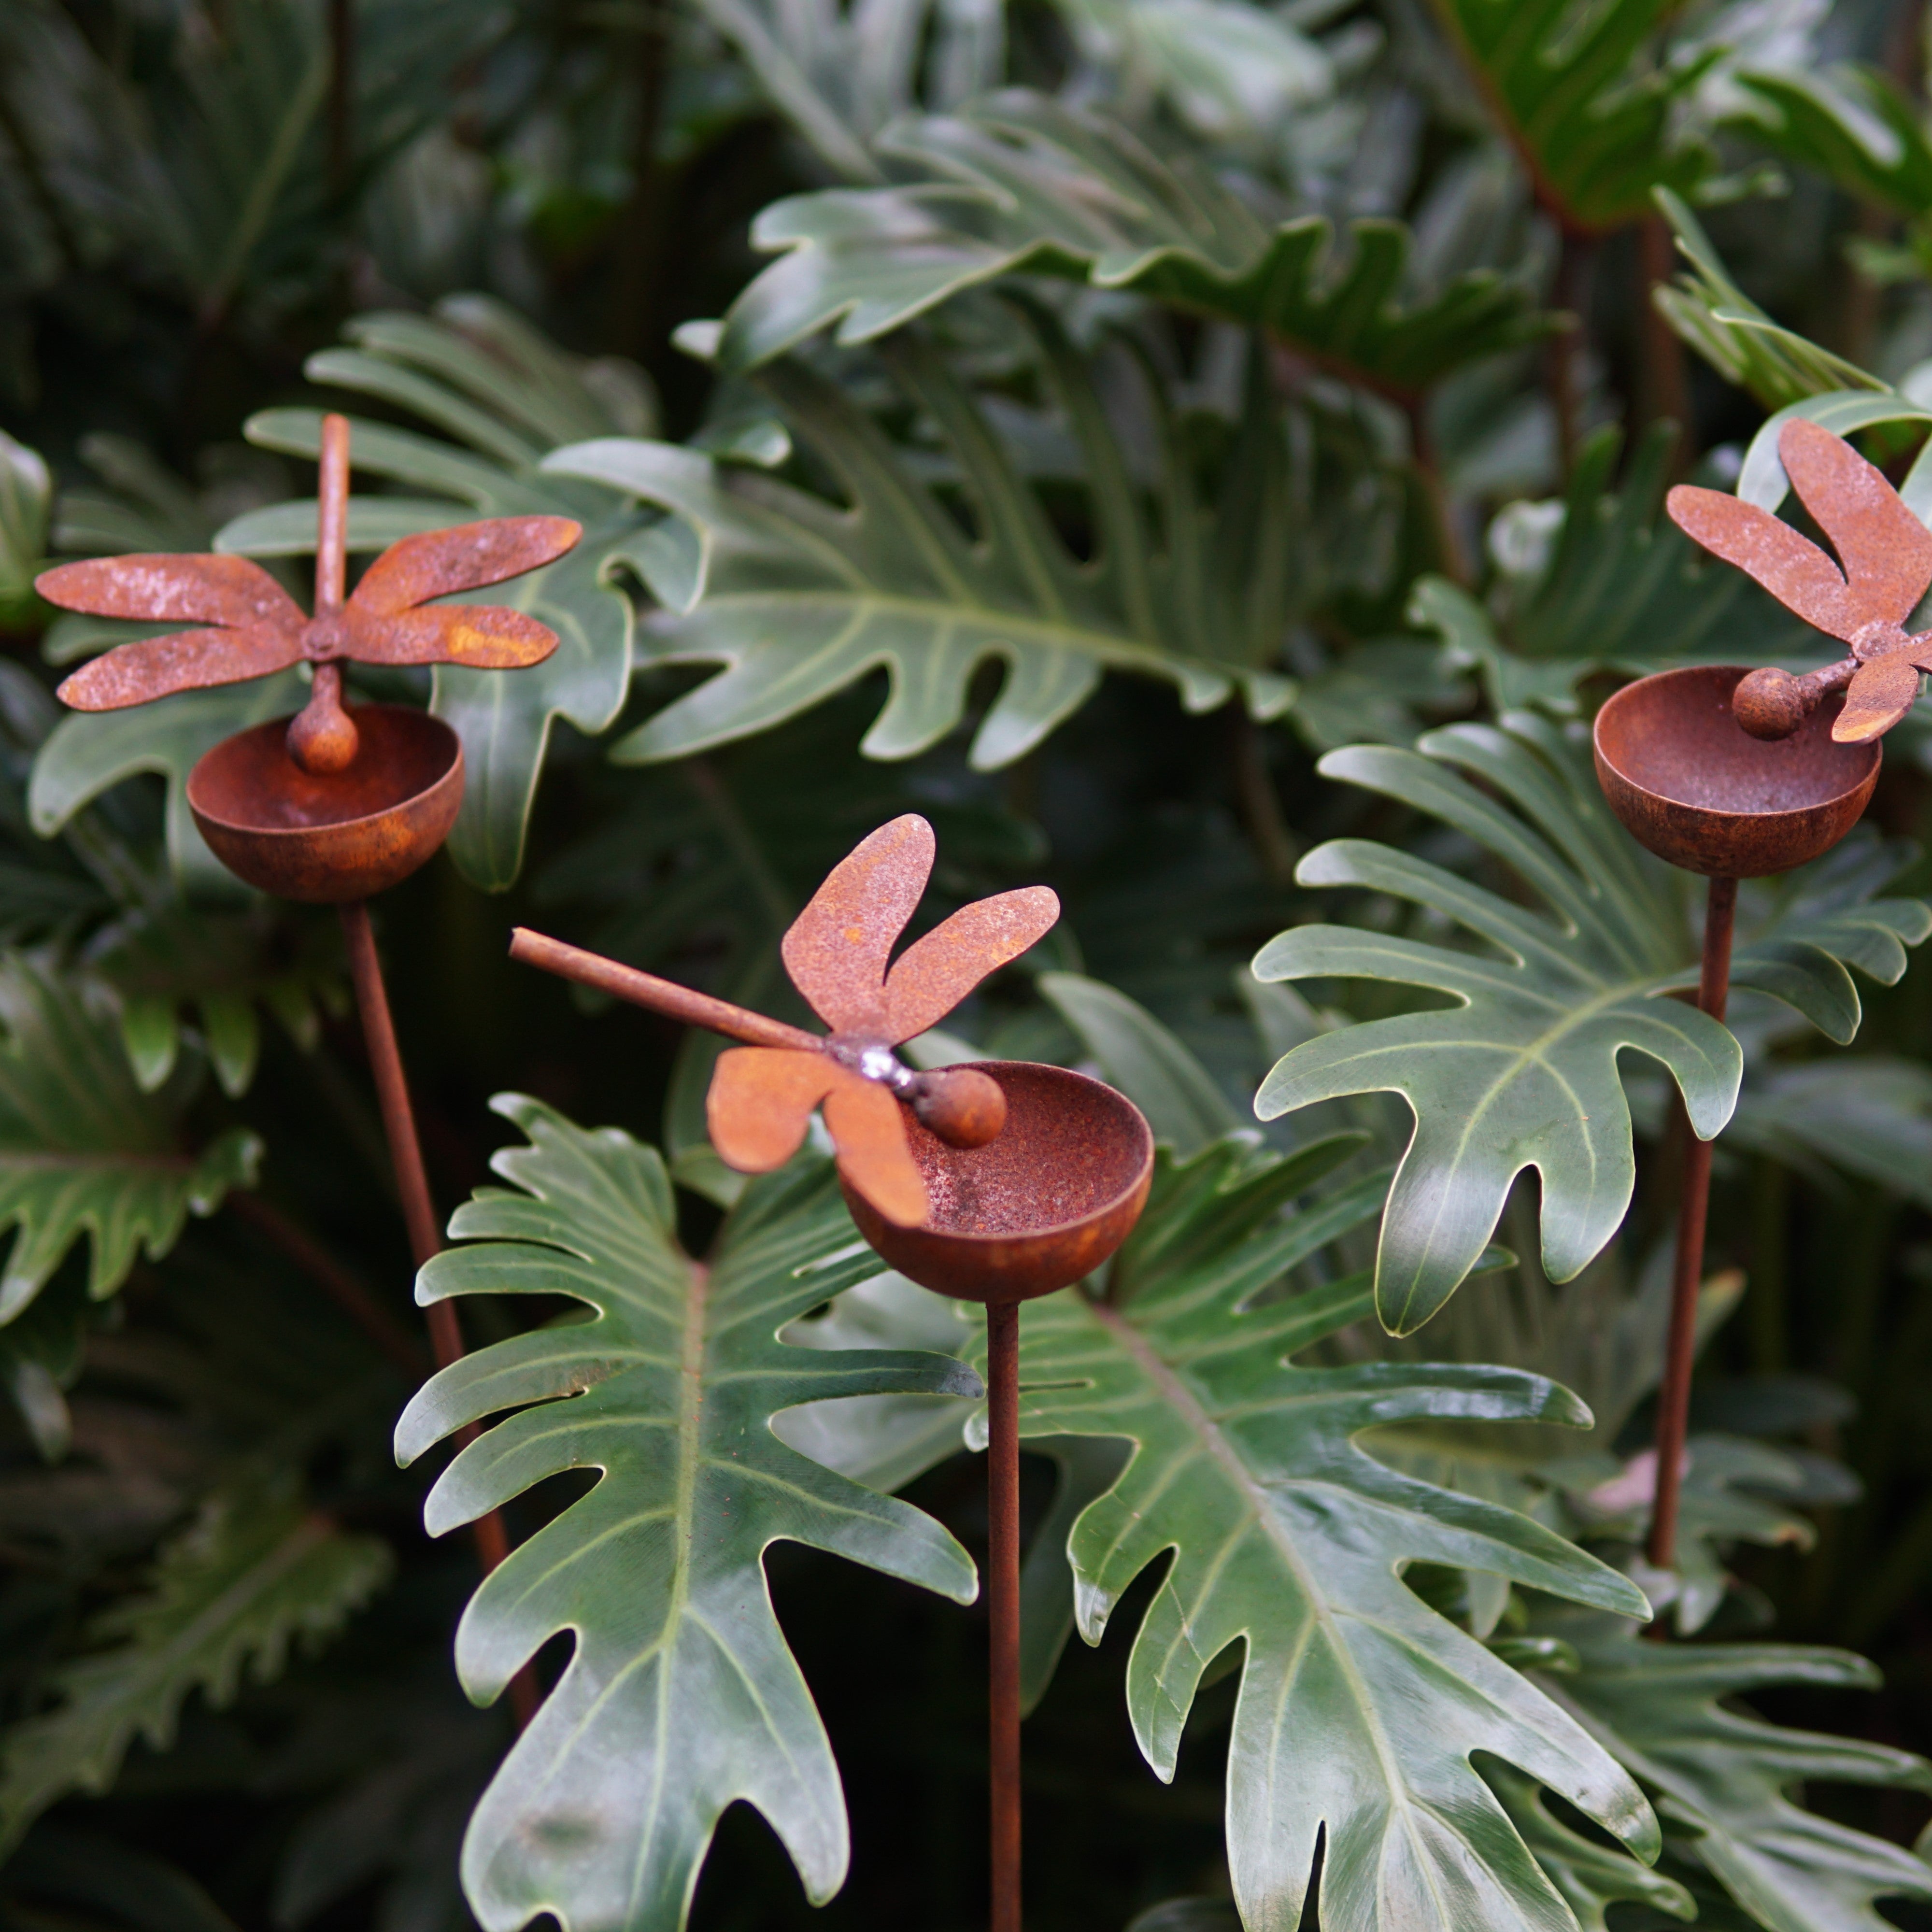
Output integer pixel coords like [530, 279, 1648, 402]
[35, 414, 582, 1705]
[1597, 416, 1922, 1576]
[512, 815, 1155, 1932]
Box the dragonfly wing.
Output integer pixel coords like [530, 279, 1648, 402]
[1667, 484, 1861, 642]
[348, 517, 581, 615]
[707, 1047, 835, 1173]
[1833, 652, 1923, 742]
[36, 554, 304, 629]
[55, 626, 304, 710]
[822, 1072, 928, 1228]
[341, 603, 560, 668]
[782, 815, 935, 1033]
[883, 886, 1060, 1043]
[1780, 418, 1932, 630]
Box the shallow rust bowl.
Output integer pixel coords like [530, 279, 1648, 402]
[842, 1062, 1154, 1304]
[1593, 664, 1878, 878]
[187, 705, 462, 903]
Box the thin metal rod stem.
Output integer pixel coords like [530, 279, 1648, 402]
[510, 927, 822, 1051]
[1648, 874, 1737, 1573]
[341, 899, 538, 1726]
[316, 414, 348, 613]
[986, 1299, 1022, 1932]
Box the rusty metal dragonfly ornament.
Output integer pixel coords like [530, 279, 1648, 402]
[32, 415, 580, 1729]
[515, 816, 1151, 1932]
[1668, 416, 1932, 744]
[38, 418, 578, 777]
[512, 814, 1060, 1227]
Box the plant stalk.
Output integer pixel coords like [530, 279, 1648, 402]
[341, 898, 539, 1728]
[1648, 873, 1736, 1574]
[986, 1298, 1022, 1932]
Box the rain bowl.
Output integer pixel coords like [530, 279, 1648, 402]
[839, 1062, 1155, 1303]
[187, 704, 463, 903]
[1592, 664, 1879, 878]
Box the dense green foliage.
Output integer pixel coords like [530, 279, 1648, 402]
[7, 1, 1932, 1930]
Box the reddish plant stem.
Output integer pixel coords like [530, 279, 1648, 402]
[986, 1298, 1022, 1932]
[340, 898, 539, 1729]
[1637, 215, 1689, 463]
[227, 1191, 426, 1378]
[1648, 875, 1737, 1576]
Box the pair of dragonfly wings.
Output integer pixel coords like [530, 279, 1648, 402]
[706, 815, 1059, 1227]
[37, 516, 581, 711]
[1668, 417, 1932, 743]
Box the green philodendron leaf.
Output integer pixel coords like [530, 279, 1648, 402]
[1427, 0, 1717, 234]
[1488, 1766, 1694, 1929]
[1732, 65, 1932, 222]
[28, 672, 309, 900]
[1252, 718, 1929, 1334]
[709, 91, 1552, 392]
[1652, 192, 1890, 416]
[970, 1133, 1659, 1932]
[0, 955, 259, 1321]
[393, 1097, 980, 1932]
[82, 902, 341, 1097]
[545, 310, 1296, 772]
[1416, 423, 1814, 717]
[1038, 970, 1241, 1158]
[1730, 1055, 1932, 1210]
[1538, 1613, 1932, 1932]
[0, 1477, 392, 1855]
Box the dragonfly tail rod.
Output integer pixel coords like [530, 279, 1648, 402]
[509, 928, 822, 1052]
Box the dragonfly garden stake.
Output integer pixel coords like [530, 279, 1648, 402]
[1587, 417, 1897, 1596]
[512, 814, 1155, 1932]
[36, 414, 579, 1720]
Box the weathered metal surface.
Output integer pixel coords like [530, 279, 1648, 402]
[839, 1061, 1153, 1300]
[1667, 418, 1932, 742]
[513, 814, 1079, 1231]
[985, 1298, 1022, 1932]
[37, 411, 578, 773]
[1648, 876, 1735, 1577]
[187, 706, 463, 903]
[782, 815, 1060, 1041]
[1593, 664, 1878, 877]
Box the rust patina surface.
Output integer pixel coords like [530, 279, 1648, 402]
[512, 813, 1153, 1287]
[1669, 417, 1932, 743]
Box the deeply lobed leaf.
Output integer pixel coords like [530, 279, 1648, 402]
[0, 954, 259, 1319]
[710, 91, 1552, 392]
[1253, 718, 1927, 1332]
[546, 310, 1296, 771]
[396, 1097, 980, 1932]
[981, 1134, 1659, 1932]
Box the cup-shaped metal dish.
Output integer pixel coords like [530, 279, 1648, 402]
[840, 1062, 1154, 1303]
[1593, 664, 1879, 877]
[187, 704, 462, 903]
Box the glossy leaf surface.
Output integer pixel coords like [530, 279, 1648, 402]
[1541, 1614, 1932, 1932]
[0, 955, 258, 1320]
[547, 312, 1294, 771]
[711, 91, 1551, 391]
[975, 1133, 1659, 1932]
[1254, 719, 1928, 1332]
[395, 1098, 980, 1932]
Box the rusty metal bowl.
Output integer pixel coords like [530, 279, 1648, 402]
[186, 704, 462, 903]
[1592, 664, 1879, 878]
[840, 1062, 1154, 1304]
